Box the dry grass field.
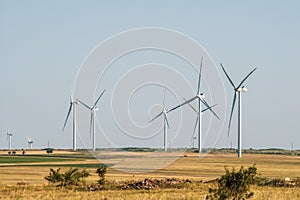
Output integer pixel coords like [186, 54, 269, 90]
[0, 150, 299, 199]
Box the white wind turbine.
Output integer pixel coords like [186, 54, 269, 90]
[168, 56, 220, 153]
[220, 63, 257, 158]
[62, 97, 78, 151]
[183, 97, 217, 150]
[149, 87, 170, 152]
[6, 130, 12, 150]
[77, 90, 105, 152]
[27, 137, 33, 150]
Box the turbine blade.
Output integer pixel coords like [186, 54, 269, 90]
[77, 99, 92, 110]
[200, 99, 220, 120]
[228, 92, 237, 136]
[237, 67, 257, 88]
[197, 56, 203, 94]
[201, 104, 217, 113]
[162, 87, 166, 107]
[62, 103, 73, 131]
[93, 90, 105, 108]
[167, 96, 197, 113]
[164, 113, 170, 128]
[90, 112, 93, 140]
[220, 63, 236, 88]
[149, 111, 163, 123]
[192, 115, 199, 139]
[183, 97, 198, 114]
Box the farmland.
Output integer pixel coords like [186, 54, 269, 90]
[0, 150, 299, 199]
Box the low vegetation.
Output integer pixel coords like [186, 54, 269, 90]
[96, 164, 107, 185]
[0, 156, 76, 163]
[206, 165, 257, 200]
[45, 168, 90, 187]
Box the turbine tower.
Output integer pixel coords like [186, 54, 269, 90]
[6, 130, 12, 150]
[184, 97, 217, 150]
[62, 97, 78, 151]
[168, 56, 220, 153]
[77, 90, 105, 152]
[27, 137, 33, 150]
[149, 87, 170, 152]
[220, 63, 257, 158]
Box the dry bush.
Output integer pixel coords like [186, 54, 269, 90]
[206, 165, 257, 200]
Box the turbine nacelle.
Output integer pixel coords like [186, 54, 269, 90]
[70, 97, 78, 104]
[236, 86, 248, 92]
[196, 93, 205, 100]
[28, 137, 33, 143]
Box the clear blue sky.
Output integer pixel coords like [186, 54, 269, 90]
[0, 1, 299, 150]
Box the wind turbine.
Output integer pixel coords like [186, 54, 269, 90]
[168, 56, 220, 153]
[6, 130, 12, 150]
[27, 137, 33, 150]
[77, 90, 105, 152]
[62, 97, 78, 151]
[220, 63, 257, 158]
[183, 97, 217, 150]
[149, 87, 170, 152]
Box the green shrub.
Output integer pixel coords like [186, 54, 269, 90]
[45, 168, 90, 187]
[206, 165, 257, 200]
[45, 168, 63, 183]
[96, 164, 107, 185]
